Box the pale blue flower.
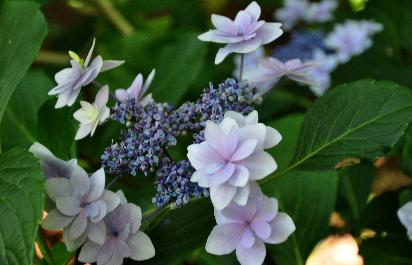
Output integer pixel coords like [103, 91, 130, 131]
[78, 191, 155, 265]
[48, 39, 124, 108]
[115, 69, 155, 106]
[307, 49, 338, 96]
[398, 202, 412, 240]
[42, 167, 120, 251]
[199, 1, 283, 64]
[305, 0, 337, 23]
[188, 111, 279, 210]
[206, 185, 295, 265]
[275, 0, 308, 30]
[73, 85, 110, 140]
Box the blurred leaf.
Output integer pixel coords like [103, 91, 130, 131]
[37, 99, 77, 160]
[263, 170, 338, 265]
[399, 188, 412, 207]
[0, 1, 47, 141]
[1, 70, 52, 151]
[151, 32, 208, 105]
[360, 235, 412, 265]
[0, 148, 45, 265]
[337, 162, 375, 229]
[291, 80, 412, 172]
[194, 249, 238, 265]
[267, 114, 304, 172]
[136, 199, 215, 265]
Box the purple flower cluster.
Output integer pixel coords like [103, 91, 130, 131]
[273, 30, 330, 62]
[101, 78, 260, 208]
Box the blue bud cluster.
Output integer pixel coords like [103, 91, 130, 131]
[273, 30, 331, 62]
[101, 78, 259, 208]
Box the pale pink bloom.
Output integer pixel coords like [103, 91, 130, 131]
[199, 1, 283, 64]
[115, 69, 155, 106]
[206, 189, 295, 265]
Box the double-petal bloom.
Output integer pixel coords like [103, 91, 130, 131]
[188, 110, 281, 210]
[198, 1, 283, 64]
[79, 191, 155, 265]
[115, 69, 155, 106]
[73, 85, 110, 140]
[48, 39, 124, 108]
[42, 166, 120, 250]
[206, 190, 295, 265]
[398, 201, 412, 240]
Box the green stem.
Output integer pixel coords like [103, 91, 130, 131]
[36, 231, 55, 265]
[94, 0, 135, 36]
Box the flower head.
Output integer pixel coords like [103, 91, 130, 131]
[42, 167, 121, 250]
[275, 0, 308, 30]
[29, 142, 77, 179]
[74, 85, 110, 140]
[206, 188, 295, 265]
[251, 57, 318, 95]
[188, 111, 280, 210]
[305, 0, 338, 23]
[48, 39, 124, 108]
[115, 69, 155, 106]
[324, 20, 383, 63]
[398, 201, 412, 240]
[78, 191, 155, 265]
[199, 1, 283, 64]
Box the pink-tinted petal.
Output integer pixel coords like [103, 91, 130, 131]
[240, 152, 277, 180]
[70, 165, 90, 195]
[221, 200, 255, 222]
[128, 74, 143, 100]
[265, 212, 296, 244]
[86, 168, 105, 202]
[245, 111, 259, 125]
[205, 121, 227, 157]
[101, 190, 121, 212]
[231, 139, 258, 161]
[233, 183, 250, 205]
[87, 220, 106, 244]
[228, 165, 249, 187]
[236, 240, 266, 265]
[209, 162, 236, 187]
[237, 124, 266, 150]
[190, 170, 209, 187]
[234, 11, 252, 31]
[128, 203, 142, 234]
[204, 162, 225, 174]
[95, 85, 109, 109]
[206, 223, 244, 255]
[128, 231, 156, 261]
[215, 46, 232, 64]
[241, 227, 255, 248]
[225, 128, 239, 158]
[251, 220, 271, 239]
[255, 197, 278, 222]
[264, 127, 282, 149]
[256, 22, 283, 44]
[245, 1, 261, 20]
[211, 14, 237, 34]
[187, 142, 222, 170]
[115, 89, 128, 101]
[210, 183, 237, 210]
[85, 200, 107, 223]
[224, 111, 246, 126]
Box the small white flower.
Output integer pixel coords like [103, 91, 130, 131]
[48, 39, 124, 108]
[74, 85, 110, 140]
[398, 201, 412, 240]
[115, 69, 155, 106]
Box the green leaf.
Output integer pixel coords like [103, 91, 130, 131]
[0, 148, 45, 265]
[40, 242, 74, 265]
[263, 170, 338, 265]
[151, 32, 208, 105]
[1, 70, 52, 151]
[264, 80, 412, 182]
[37, 99, 77, 160]
[360, 235, 412, 265]
[0, 1, 47, 138]
[337, 162, 375, 227]
[138, 199, 215, 265]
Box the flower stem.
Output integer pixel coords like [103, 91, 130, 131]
[94, 0, 135, 36]
[36, 231, 55, 265]
[106, 175, 121, 189]
[239, 54, 244, 81]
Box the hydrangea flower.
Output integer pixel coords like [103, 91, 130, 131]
[187, 112, 279, 210]
[274, 0, 308, 30]
[115, 69, 155, 106]
[198, 1, 283, 64]
[324, 20, 383, 63]
[305, 0, 338, 23]
[48, 39, 124, 108]
[79, 191, 155, 265]
[42, 167, 120, 250]
[29, 142, 77, 179]
[307, 49, 338, 96]
[74, 85, 110, 140]
[250, 57, 318, 95]
[206, 188, 295, 265]
[397, 201, 412, 240]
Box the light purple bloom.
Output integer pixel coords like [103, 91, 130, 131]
[73, 85, 110, 140]
[42, 167, 121, 250]
[29, 142, 77, 179]
[48, 39, 124, 108]
[250, 57, 318, 95]
[307, 49, 339, 96]
[305, 0, 337, 23]
[233, 47, 265, 80]
[198, 1, 283, 64]
[78, 191, 155, 265]
[324, 20, 383, 63]
[274, 0, 308, 30]
[206, 189, 295, 265]
[115, 69, 155, 106]
[187, 111, 279, 210]
[398, 202, 412, 240]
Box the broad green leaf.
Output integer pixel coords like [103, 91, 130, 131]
[337, 162, 375, 228]
[266, 80, 412, 181]
[0, 148, 45, 265]
[263, 170, 338, 265]
[195, 249, 237, 265]
[151, 32, 208, 105]
[39, 242, 74, 265]
[37, 99, 77, 160]
[360, 235, 412, 265]
[138, 199, 215, 265]
[0, 1, 47, 137]
[1, 70, 52, 151]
